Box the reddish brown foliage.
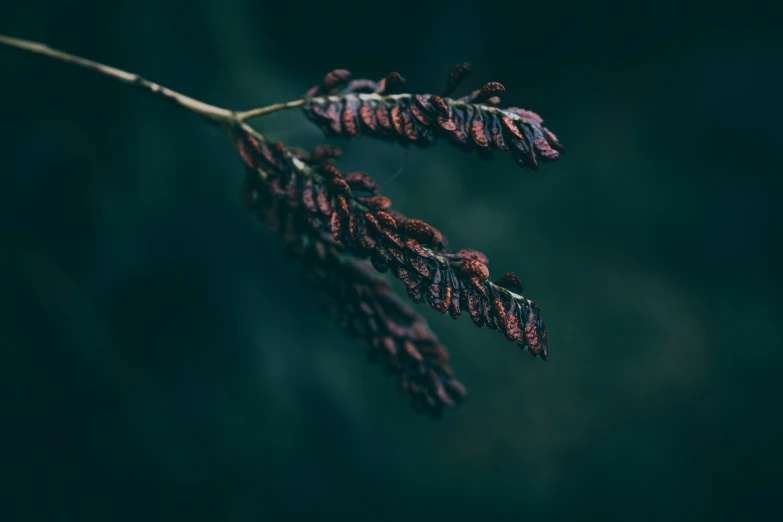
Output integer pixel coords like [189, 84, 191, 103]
[301, 64, 564, 171]
[233, 127, 550, 414]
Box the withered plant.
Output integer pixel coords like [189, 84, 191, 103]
[1, 35, 565, 417]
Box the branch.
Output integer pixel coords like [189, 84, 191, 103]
[0, 34, 235, 125]
[0, 35, 336, 129]
[235, 99, 307, 122]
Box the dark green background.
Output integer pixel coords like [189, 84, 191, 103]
[1, 1, 781, 520]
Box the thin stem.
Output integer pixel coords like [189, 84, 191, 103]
[235, 99, 307, 122]
[0, 34, 313, 129]
[0, 34, 287, 181]
[0, 34, 235, 125]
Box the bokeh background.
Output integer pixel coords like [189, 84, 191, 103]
[1, 1, 781, 520]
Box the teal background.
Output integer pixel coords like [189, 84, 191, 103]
[1, 1, 781, 520]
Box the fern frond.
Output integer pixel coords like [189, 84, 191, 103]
[300, 64, 564, 171]
[234, 129, 550, 365]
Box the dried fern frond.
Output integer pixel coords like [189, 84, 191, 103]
[236, 135, 467, 416]
[300, 63, 564, 171]
[234, 130, 549, 361]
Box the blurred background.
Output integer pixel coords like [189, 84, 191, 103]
[0, 1, 781, 520]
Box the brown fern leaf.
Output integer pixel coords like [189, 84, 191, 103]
[235, 129, 550, 362]
[301, 66, 564, 171]
[236, 132, 467, 415]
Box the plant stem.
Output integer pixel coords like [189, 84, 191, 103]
[235, 99, 307, 122]
[0, 34, 238, 126]
[0, 34, 309, 128]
